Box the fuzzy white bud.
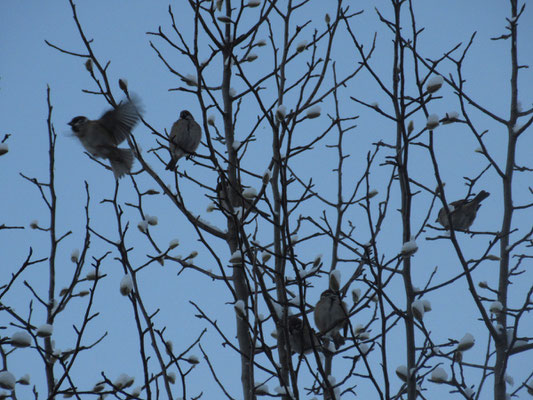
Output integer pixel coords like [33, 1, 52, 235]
[137, 220, 148, 233]
[426, 114, 439, 129]
[36, 324, 53, 338]
[120, 274, 133, 296]
[401, 237, 418, 256]
[230, 250, 243, 264]
[242, 187, 258, 199]
[426, 75, 444, 93]
[296, 41, 308, 53]
[329, 270, 341, 291]
[367, 189, 378, 199]
[70, 249, 80, 263]
[146, 215, 158, 226]
[430, 367, 448, 383]
[234, 300, 246, 318]
[306, 105, 321, 119]
[456, 333, 475, 352]
[0, 371, 16, 390]
[11, 331, 32, 348]
[395, 365, 408, 382]
[276, 105, 287, 120]
[489, 301, 503, 314]
[17, 374, 30, 386]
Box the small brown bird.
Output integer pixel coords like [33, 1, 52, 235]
[166, 110, 202, 170]
[68, 97, 141, 179]
[215, 177, 269, 219]
[314, 290, 348, 350]
[436, 190, 490, 231]
[288, 316, 319, 355]
[215, 178, 234, 216]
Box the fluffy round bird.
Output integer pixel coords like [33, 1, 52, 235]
[68, 97, 141, 179]
[314, 289, 348, 350]
[436, 190, 490, 231]
[288, 315, 319, 355]
[166, 110, 202, 170]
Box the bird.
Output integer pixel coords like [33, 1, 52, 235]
[314, 289, 349, 350]
[68, 97, 141, 179]
[166, 110, 202, 170]
[288, 315, 320, 355]
[215, 178, 233, 216]
[436, 190, 490, 231]
[215, 177, 269, 219]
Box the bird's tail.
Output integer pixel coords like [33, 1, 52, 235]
[165, 158, 177, 171]
[332, 332, 346, 350]
[109, 148, 134, 179]
[472, 190, 490, 204]
[166, 149, 185, 171]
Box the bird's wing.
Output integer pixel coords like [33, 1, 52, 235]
[449, 199, 468, 211]
[99, 98, 141, 145]
[169, 119, 187, 150]
[190, 121, 202, 150]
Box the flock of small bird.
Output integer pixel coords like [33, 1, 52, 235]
[68, 97, 201, 180]
[68, 97, 490, 232]
[68, 98, 490, 355]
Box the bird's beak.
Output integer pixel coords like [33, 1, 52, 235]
[67, 121, 74, 126]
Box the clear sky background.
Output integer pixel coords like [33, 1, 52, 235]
[1, 1, 533, 399]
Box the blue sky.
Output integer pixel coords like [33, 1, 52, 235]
[2, 1, 533, 399]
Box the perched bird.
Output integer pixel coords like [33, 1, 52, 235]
[166, 110, 202, 170]
[215, 178, 233, 216]
[288, 315, 320, 355]
[68, 97, 141, 179]
[436, 190, 490, 231]
[314, 290, 348, 350]
[215, 177, 269, 219]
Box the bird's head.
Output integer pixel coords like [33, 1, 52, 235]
[320, 289, 338, 300]
[288, 316, 303, 333]
[180, 110, 193, 120]
[68, 116, 88, 132]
